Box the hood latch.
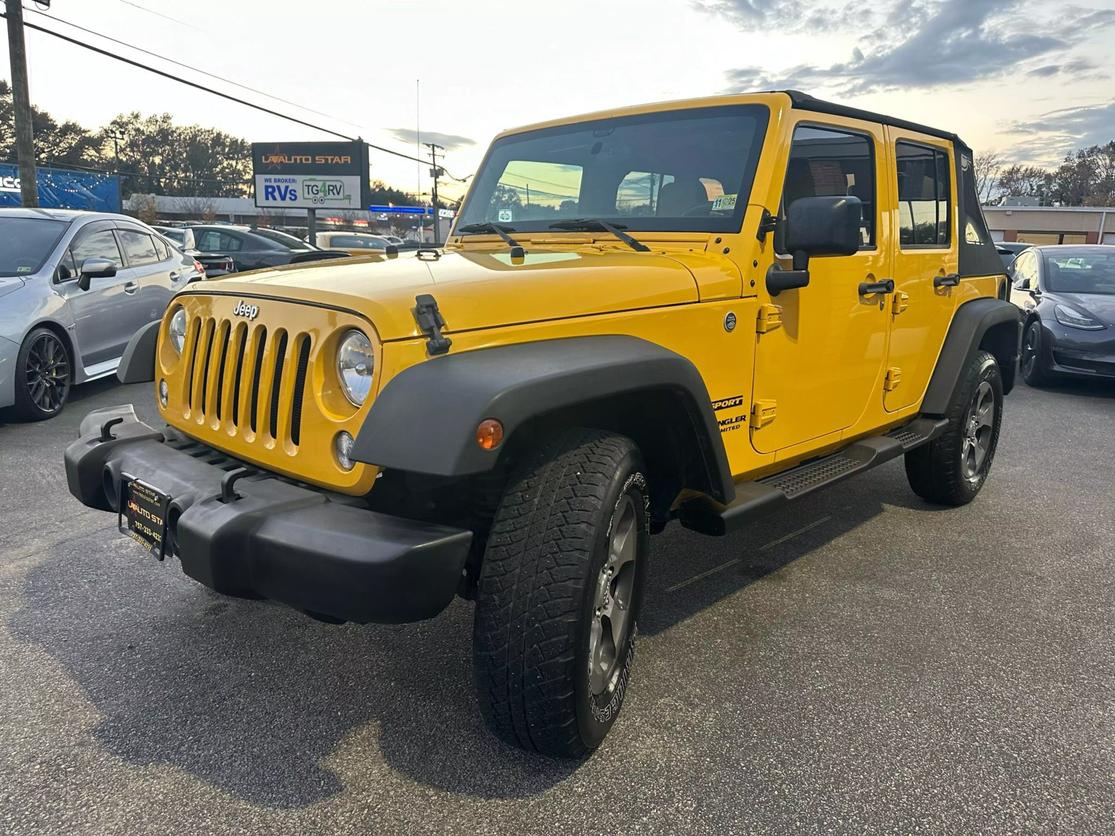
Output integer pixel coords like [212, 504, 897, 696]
[414, 294, 452, 356]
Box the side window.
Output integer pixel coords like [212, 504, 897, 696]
[195, 230, 242, 252]
[56, 249, 79, 282]
[71, 229, 123, 268]
[896, 141, 951, 247]
[1012, 252, 1036, 289]
[118, 230, 160, 267]
[780, 125, 876, 248]
[219, 232, 245, 252]
[153, 236, 170, 261]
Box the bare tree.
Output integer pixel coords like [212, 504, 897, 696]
[974, 150, 1004, 204]
[131, 193, 158, 224]
[180, 196, 217, 222]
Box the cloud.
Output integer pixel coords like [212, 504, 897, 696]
[1009, 100, 1115, 151]
[1026, 58, 1100, 79]
[386, 128, 475, 150]
[719, 0, 1115, 96]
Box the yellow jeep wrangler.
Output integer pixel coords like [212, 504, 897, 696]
[65, 91, 1019, 757]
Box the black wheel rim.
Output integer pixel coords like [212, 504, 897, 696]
[588, 494, 639, 696]
[1021, 324, 1039, 376]
[25, 333, 70, 413]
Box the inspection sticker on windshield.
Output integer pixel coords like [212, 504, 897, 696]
[711, 194, 737, 212]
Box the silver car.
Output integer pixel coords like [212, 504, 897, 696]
[0, 208, 199, 420]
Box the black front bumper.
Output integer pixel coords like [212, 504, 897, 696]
[64, 407, 473, 624]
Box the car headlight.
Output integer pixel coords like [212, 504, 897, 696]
[1054, 304, 1104, 330]
[337, 330, 374, 406]
[168, 308, 188, 353]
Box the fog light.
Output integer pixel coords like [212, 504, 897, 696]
[334, 431, 356, 471]
[159, 378, 169, 406]
[475, 418, 504, 450]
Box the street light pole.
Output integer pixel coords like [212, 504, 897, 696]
[6, 1, 39, 207]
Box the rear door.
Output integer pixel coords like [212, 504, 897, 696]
[750, 117, 894, 455]
[116, 225, 178, 328]
[883, 130, 959, 412]
[63, 222, 128, 367]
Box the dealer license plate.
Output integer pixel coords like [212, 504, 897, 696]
[119, 478, 170, 560]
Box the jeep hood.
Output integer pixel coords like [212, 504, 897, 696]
[201, 249, 710, 340]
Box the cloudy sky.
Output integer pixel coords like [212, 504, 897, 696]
[3, 0, 1113, 200]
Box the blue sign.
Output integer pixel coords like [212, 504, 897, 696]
[367, 204, 433, 215]
[0, 163, 122, 212]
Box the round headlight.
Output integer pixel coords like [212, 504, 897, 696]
[337, 330, 374, 406]
[168, 308, 187, 354]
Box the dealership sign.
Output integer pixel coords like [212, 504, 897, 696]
[251, 141, 372, 210]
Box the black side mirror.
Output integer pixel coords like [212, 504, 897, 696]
[77, 257, 117, 291]
[767, 195, 863, 295]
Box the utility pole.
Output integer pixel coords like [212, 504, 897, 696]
[6, 0, 39, 207]
[425, 142, 444, 246]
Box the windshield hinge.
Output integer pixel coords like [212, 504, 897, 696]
[414, 294, 452, 356]
[756, 303, 783, 334]
[756, 208, 778, 242]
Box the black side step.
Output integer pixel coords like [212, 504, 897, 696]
[678, 417, 948, 536]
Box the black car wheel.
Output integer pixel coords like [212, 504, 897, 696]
[473, 427, 649, 757]
[905, 350, 1003, 506]
[13, 327, 72, 421]
[1020, 320, 1051, 387]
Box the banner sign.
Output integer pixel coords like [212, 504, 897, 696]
[251, 141, 371, 210]
[368, 204, 433, 216]
[0, 163, 121, 212]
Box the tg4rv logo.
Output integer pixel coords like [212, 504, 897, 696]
[233, 300, 259, 320]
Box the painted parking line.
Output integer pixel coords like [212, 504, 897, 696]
[757, 515, 832, 551]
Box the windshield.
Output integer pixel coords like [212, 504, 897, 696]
[0, 217, 68, 277]
[456, 104, 769, 234]
[1044, 249, 1115, 296]
[253, 228, 314, 250]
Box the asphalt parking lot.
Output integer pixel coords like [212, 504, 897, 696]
[1, 377, 1112, 834]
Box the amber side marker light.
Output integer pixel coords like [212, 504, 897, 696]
[476, 419, 504, 450]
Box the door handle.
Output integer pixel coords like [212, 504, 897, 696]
[123, 282, 139, 294]
[858, 279, 894, 296]
[169, 271, 181, 281]
[933, 273, 961, 288]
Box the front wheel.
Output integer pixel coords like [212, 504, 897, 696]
[472, 428, 649, 757]
[905, 350, 1003, 506]
[1020, 319, 1051, 387]
[13, 327, 72, 421]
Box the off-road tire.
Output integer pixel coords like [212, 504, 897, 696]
[1020, 319, 1051, 387]
[905, 350, 1003, 506]
[13, 327, 72, 421]
[473, 427, 649, 757]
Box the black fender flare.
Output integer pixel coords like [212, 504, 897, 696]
[351, 335, 735, 503]
[922, 298, 1021, 414]
[116, 319, 160, 384]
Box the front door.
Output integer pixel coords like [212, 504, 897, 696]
[63, 223, 128, 368]
[751, 118, 893, 455]
[883, 130, 960, 412]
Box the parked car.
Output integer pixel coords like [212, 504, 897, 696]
[65, 90, 1019, 757]
[187, 224, 346, 273]
[152, 225, 234, 279]
[0, 208, 199, 420]
[312, 231, 393, 256]
[995, 240, 1031, 269]
[1009, 245, 1115, 384]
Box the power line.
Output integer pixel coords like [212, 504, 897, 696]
[24, 5, 368, 133]
[113, 0, 202, 33]
[2, 11, 441, 170]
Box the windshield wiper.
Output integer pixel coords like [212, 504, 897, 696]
[548, 219, 650, 252]
[457, 222, 522, 249]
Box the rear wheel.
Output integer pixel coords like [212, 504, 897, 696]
[1020, 319, 1051, 387]
[13, 327, 72, 421]
[905, 350, 1003, 506]
[472, 427, 649, 757]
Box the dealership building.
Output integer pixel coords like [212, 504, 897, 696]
[983, 205, 1115, 245]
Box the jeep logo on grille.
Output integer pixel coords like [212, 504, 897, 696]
[233, 300, 259, 320]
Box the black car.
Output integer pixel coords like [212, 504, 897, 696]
[1009, 245, 1115, 385]
[187, 225, 347, 273]
[996, 241, 1031, 269]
